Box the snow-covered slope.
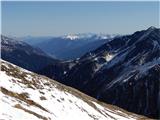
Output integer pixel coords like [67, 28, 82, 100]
[0, 60, 147, 120]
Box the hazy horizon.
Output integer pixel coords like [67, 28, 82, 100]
[2, 1, 159, 37]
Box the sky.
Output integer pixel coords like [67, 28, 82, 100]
[2, 1, 159, 37]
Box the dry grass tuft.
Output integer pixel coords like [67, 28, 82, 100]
[0, 87, 49, 112]
[40, 96, 47, 100]
[14, 104, 48, 120]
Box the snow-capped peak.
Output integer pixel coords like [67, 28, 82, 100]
[147, 26, 156, 30]
[65, 35, 79, 40]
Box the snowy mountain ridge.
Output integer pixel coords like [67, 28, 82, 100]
[63, 33, 118, 40]
[0, 60, 148, 120]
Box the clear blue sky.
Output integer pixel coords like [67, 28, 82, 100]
[2, 1, 159, 37]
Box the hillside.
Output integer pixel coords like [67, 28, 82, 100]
[1, 35, 59, 72]
[62, 27, 160, 119]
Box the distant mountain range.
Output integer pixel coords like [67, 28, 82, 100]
[1, 26, 159, 119]
[21, 33, 118, 60]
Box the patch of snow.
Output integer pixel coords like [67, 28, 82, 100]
[63, 71, 67, 74]
[105, 54, 114, 62]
